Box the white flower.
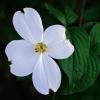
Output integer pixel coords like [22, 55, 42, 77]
[5, 8, 74, 95]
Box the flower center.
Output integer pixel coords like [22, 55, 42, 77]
[34, 42, 48, 53]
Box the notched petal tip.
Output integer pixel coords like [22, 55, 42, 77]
[13, 10, 23, 19]
[42, 55, 61, 93]
[23, 7, 35, 12]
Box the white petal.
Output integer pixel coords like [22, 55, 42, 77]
[13, 8, 43, 43]
[23, 8, 43, 43]
[43, 25, 66, 44]
[48, 40, 74, 59]
[5, 40, 39, 76]
[10, 60, 34, 77]
[32, 55, 49, 95]
[13, 11, 34, 43]
[43, 54, 61, 92]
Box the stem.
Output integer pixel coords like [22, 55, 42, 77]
[79, 0, 86, 25]
[52, 93, 56, 100]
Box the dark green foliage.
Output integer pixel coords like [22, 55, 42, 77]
[84, 4, 100, 21]
[45, 4, 66, 26]
[59, 27, 89, 94]
[64, 6, 78, 25]
[45, 4, 78, 26]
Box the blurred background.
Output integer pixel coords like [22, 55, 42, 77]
[0, 0, 100, 100]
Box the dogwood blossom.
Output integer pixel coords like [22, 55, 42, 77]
[5, 8, 74, 95]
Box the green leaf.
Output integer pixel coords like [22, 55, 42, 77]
[59, 26, 100, 95]
[91, 43, 100, 55]
[74, 55, 99, 92]
[64, 6, 78, 25]
[90, 23, 100, 55]
[59, 27, 89, 94]
[73, 24, 100, 93]
[45, 3, 66, 26]
[90, 23, 100, 44]
[83, 22, 96, 32]
[60, 72, 70, 95]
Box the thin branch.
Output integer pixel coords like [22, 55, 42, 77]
[52, 93, 56, 100]
[79, 0, 86, 25]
